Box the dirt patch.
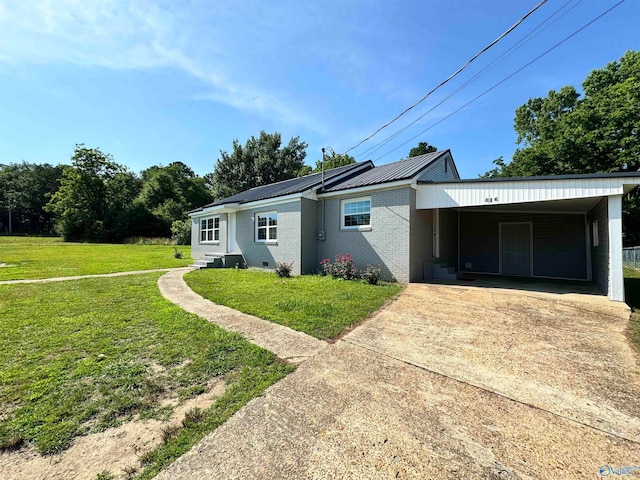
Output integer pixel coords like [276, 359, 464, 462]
[0, 380, 226, 480]
[0, 263, 15, 268]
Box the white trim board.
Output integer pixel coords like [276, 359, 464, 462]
[416, 177, 640, 209]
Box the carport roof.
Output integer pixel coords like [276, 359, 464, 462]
[416, 171, 640, 210]
[418, 170, 640, 184]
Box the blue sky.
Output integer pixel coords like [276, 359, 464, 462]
[0, 0, 638, 179]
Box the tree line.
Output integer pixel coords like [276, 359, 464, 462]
[0, 146, 212, 242]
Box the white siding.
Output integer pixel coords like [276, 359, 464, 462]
[416, 177, 640, 209]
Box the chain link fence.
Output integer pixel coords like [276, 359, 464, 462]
[623, 246, 640, 268]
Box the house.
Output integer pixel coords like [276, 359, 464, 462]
[189, 150, 640, 302]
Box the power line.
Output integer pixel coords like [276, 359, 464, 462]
[372, 0, 627, 163]
[342, 0, 549, 155]
[355, 0, 580, 161]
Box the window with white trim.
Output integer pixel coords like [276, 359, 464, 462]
[256, 211, 277, 242]
[200, 216, 219, 243]
[592, 220, 599, 247]
[341, 197, 371, 229]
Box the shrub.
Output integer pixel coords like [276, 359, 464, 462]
[321, 254, 356, 280]
[172, 246, 183, 259]
[171, 219, 191, 245]
[361, 264, 382, 285]
[320, 258, 335, 277]
[275, 261, 293, 278]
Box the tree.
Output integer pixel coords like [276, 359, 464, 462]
[46, 145, 136, 241]
[136, 162, 213, 236]
[484, 51, 640, 177]
[312, 152, 356, 173]
[208, 131, 308, 199]
[408, 141, 438, 158]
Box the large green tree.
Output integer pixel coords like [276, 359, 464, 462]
[46, 145, 140, 241]
[484, 50, 640, 177]
[208, 131, 308, 199]
[408, 141, 438, 158]
[136, 161, 213, 236]
[483, 50, 640, 243]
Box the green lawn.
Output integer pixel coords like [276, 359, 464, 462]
[185, 269, 404, 340]
[0, 273, 292, 478]
[0, 236, 191, 280]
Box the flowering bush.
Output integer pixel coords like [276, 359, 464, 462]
[320, 254, 356, 280]
[320, 258, 334, 277]
[361, 264, 382, 285]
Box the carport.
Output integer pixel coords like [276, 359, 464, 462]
[416, 172, 640, 301]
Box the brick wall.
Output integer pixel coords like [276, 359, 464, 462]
[236, 200, 303, 275]
[318, 188, 412, 282]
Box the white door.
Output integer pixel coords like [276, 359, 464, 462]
[228, 213, 237, 253]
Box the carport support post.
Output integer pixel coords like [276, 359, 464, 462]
[608, 194, 624, 301]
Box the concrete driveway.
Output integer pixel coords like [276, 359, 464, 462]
[158, 283, 640, 479]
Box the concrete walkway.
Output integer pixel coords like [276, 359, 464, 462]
[157, 268, 327, 364]
[0, 268, 184, 285]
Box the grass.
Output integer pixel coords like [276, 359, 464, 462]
[624, 267, 640, 354]
[0, 273, 292, 473]
[184, 269, 404, 340]
[0, 236, 192, 280]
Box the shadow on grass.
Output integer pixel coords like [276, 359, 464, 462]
[625, 277, 640, 310]
[624, 276, 640, 355]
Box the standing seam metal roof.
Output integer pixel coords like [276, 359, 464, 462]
[319, 150, 447, 192]
[198, 161, 371, 209]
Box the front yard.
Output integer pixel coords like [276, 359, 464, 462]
[0, 238, 404, 478]
[0, 273, 292, 479]
[185, 269, 404, 340]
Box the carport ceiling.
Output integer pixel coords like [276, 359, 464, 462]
[455, 197, 602, 213]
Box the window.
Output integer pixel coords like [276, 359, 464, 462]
[256, 212, 277, 242]
[342, 197, 371, 229]
[592, 220, 599, 247]
[200, 216, 219, 243]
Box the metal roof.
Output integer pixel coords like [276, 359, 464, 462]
[418, 170, 640, 184]
[195, 161, 371, 211]
[320, 150, 448, 193]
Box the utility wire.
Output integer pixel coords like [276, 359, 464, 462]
[355, 0, 580, 161]
[372, 0, 627, 163]
[343, 0, 549, 155]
